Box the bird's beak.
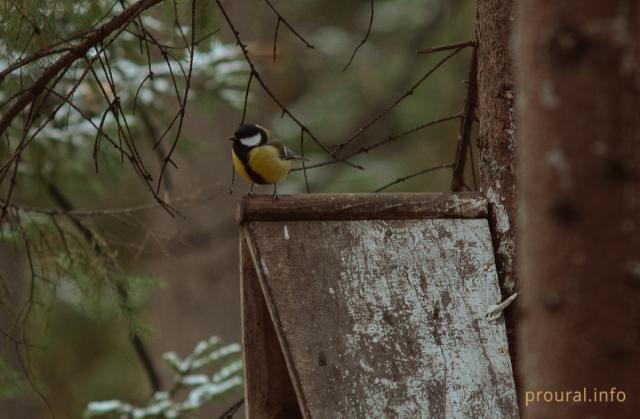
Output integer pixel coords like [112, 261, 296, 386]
[228, 136, 236, 142]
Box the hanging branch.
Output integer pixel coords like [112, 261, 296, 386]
[0, 0, 182, 218]
[1, 33, 181, 218]
[157, 0, 197, 194]
[45, 181, 162, 393]
[0, 0, 164, 139]
[342, 0, 374, 72]
[214, 0, 362, 170]
[451, 47, 478, 191]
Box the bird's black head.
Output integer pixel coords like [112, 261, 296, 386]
[228, 123, 269, 147]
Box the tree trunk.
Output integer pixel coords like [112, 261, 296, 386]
[475, 0, 520, 393]
[517, 1, 640, 417]
[476, 0, 517, 294]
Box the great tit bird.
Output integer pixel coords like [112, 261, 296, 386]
[229, 123, 304, 198]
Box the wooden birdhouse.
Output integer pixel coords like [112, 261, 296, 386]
[238, 193, 518, 418]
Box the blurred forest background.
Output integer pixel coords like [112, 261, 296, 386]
[0, 0, 475, 417]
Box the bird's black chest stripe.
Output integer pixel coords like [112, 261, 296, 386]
[232, 143, 267, 184]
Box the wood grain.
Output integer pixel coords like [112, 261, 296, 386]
[241, 235, 302, 419]
[237, 192, 487, 223]
[243, 219, 518, 418]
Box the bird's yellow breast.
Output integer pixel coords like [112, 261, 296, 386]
[232, 145, 292, 185]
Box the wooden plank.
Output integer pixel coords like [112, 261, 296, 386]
[240, 234, 302, 419]
[244, 219, 518, 419]
[237, 192, 487, 223]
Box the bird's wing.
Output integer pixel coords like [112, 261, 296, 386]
[271, 143, 306, 161]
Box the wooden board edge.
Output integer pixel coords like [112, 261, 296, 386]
[242, 226, 313, 419]
[237, 192, 488, 224]
[240, 232, 302, 418]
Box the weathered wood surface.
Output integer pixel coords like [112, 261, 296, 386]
[241, 239, 302, 419]
[243, 218, 518, 419]
[237, 192, 487, 223]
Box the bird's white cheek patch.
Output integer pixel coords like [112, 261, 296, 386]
[240, 134, 262, 147]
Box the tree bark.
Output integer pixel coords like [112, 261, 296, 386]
[517, 1, 640, 418]
[476, 0, 518, 295]
[475, 0, 520, 397]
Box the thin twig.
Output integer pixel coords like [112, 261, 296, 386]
[374, 164, 454, 192]
[272, 17, 281, 62]
[1, 188, 220, 217]
[241, 71, 253, 124]
[157, 0, 198, 194]
[333, 46, 466, 153]
[416, 40, 476, 55]
[293, 114, 461, 172]
[14, 341, 56, 419]
[342, 0, 374, 72]
[263, 0, 314, 49]
[451, 47, 478, 191]
[44, 181, 163, 393]
[0, 152, 21, 226]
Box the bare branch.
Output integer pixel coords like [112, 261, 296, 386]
[264, 0, 314, 49]
[241, 71, 254, 124]
[157, 0, 198, 194]
[45, 181, 163, 393]
[416, 40, 476, 55]
[374, 164, 454, 192]
[451, 48, 478, 191]
[293, 114, 461, 172]
[342, 0, 374, 72]
[0, 0, 164, 139]
[272, 17, 281, 63]
[0, 188, 221, 217]
[333, 46, 466, 153]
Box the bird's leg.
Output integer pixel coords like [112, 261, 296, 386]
[248, 183, 255, 197]
[272, 184, 279, 200]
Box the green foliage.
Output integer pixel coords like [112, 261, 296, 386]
[85, 336, 242, 419]
[0, 1, 248, 412]
[0, 0, 249, 319]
